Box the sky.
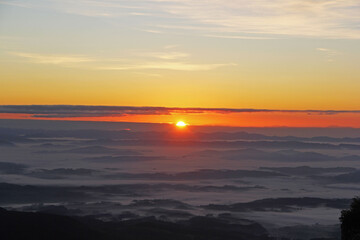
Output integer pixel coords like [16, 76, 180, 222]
[0, 0, 360, 126]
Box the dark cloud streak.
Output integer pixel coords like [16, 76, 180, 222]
[1, 105, 360, 118]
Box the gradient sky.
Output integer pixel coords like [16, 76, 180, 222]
[0, 0, 360, 126]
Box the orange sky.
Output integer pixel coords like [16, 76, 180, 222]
[1, 1, 359, 128]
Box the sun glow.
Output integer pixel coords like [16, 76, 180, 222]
[176, 121, 187, 127]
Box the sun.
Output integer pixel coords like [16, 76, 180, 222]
[176, 121, 187, 127]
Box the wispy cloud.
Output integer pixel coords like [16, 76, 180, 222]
[2, 0, 359, 39]
[9, 52, 95, 65]
[152, 0, 360, 39]
[97, 62, 236, 71]
[136, 51, 190, 60]
[164, 45, 179, 49]
[316, 48, 341, 62]
[141, 29, 163, 34]
[135, 45, 190, 60]
[0, 0, 32, 8]
[129, 12, 153, 16]
[203, 34, 277, 40]
[9, 51, 233, 71]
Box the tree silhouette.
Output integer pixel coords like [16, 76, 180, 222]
[340, 197, 360, 240]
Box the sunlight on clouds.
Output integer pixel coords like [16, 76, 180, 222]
[141, 29, 163, 34]
[138, 51, 190, 60]
[97, 62, 236, 71]
[8, 52, 95, 64]
[8, 50, 232, 71]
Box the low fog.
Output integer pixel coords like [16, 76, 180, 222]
[1, 119, 360, 239]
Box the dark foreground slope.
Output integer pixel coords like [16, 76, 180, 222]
[0, 207, 271, 240]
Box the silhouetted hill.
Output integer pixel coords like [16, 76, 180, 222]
[0, 208, 273, 240]
[0, 208, 105, 240]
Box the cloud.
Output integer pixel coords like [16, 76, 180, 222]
[139, 51, 190, 60]
[261, 166, 356, 176]
[83, 155, 165, 162]
[141, 29, 163, 34]
[8, 51, 232, 71]
[2, 0, 359, 39]
[1, 105, 360, 119]
[102, 168, 284, 180]
[203, 34, 277, 40]
[0, 105, 172, 118]
[0, 1, 32, 8]
[129, 12, 153, 16]
[202, 197, 351, 212]
[8, 52, 95, 65]
[316, 48, 341, 62]
[36, 146, 143, 155]
[28, 168, 100, 179]
[190, 149, 343, 162]
[164, 45, 180, 49]
[151, 0, 360, 39]
[0, 162, 28, 174]
[97, 62, 235, 71]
